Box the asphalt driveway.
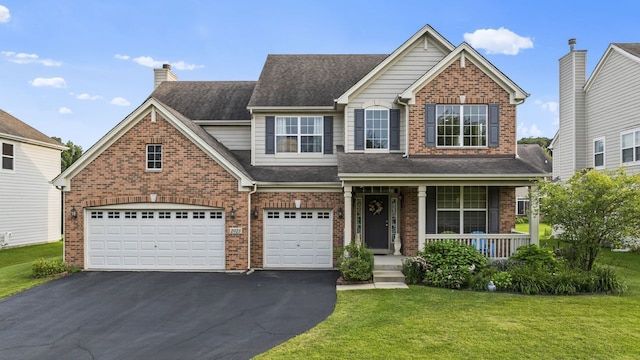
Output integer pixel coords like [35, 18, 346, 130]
[0, 270, 339, 360]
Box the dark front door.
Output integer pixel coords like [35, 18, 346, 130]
[364, 195, 389, 250]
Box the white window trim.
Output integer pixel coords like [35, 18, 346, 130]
[436, 186, 488, 234]
[435, 104, 488, 148]
[516, 197, 530, 216]
[146, 144, 162, 171]
[621, 129, 640, 165]
[1, 141, 15, 173]
[593, 137, 605, 169]
[364, 107, 390, 152]
[275, 115, 323, 154]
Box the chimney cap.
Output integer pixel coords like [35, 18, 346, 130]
[162, 63, 171, 70]
[568, 38, 577, 51]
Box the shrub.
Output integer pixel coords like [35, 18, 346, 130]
[511, 244, 557, 269]
[338, 242, 374, 282]
[419, 241, 487, 289]
[591, 265, 627, 294]
[469, 267, 496, 291]
[401, 256, 427, 285]
[516, 216, 529, 224]
[509, 265, 551, 295]
[491, 258, 525, 272]
[32, 258, 67, 278]
[491, 271, 513, 291]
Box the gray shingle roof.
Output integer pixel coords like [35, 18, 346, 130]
[232, 151, 339, 183]
[614, 43, 640, 58]
[0, 108, 62, 147]
[150, 81, 255, 120]
[248, 54, 388, 107]
[337, 145, 551, 176]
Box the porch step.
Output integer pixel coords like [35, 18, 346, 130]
[373, 270, 406, 283]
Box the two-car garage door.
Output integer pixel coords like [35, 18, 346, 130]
[86, 207, 225, 270]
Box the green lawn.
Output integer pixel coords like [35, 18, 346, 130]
[257, 245, 640, 359]
[0, 241, 63, 299]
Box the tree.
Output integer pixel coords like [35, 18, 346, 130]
[535, 169, 640, 271]
[52, 137, 83, 171]
[518, 136, 553, 157]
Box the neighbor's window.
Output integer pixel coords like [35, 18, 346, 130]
[594, 138, 605, 168]
[516, 197, 530, 216]
[437, 105, 487, 147]
[365, 109, 389, 150]
[276, 116, 322, 153]
[621, 130, 640, 164]
[436, 186, 487, 234]
[146, 144, 162, 170]
[1, 143, 14, 171]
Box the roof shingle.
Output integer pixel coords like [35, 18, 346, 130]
[614, 43, 640, 58]
[0, 109, 62, 147]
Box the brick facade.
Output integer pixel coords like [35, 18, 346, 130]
[408, 58, 517, 156]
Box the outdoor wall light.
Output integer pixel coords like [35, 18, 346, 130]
[337, 207, 344, 219]
[229, 208, 235, 219]
[71, 206, 78, 219]
[252, 207, 259, 219]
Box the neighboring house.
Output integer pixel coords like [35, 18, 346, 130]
[52, 25, 550, 271]
[0, 109, 66, 248]
[516, 145, 552, 217]
[552, 39, 640, 180]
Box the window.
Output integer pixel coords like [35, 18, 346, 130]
[141, 211, 154, 219]
[2, 143, 14, 170]
[594, 138, 605, 168]
[210, 211, 223, 219]
[436, 186, 487, 233]
[159, 211, 171, 219]
[192, 211, 205, 219]
[275, 116, 322, 153]
[516, 198, 529, 216]
[365, 109, 389, 150]
[436, 105, 487, 147]
[176, 211, 188, 219]
[621, 130, 640, 164]
[146, 144, 162, 170]
[107, 211, 120, 219]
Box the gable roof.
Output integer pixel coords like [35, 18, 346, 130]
[151, 81, 255, 120]
[335, 24, 455, 105]
[247, 54, 387, 108]
[0, 109, 66, 150]
[585, 43, 640, 91]
[399, 42, 529, 104]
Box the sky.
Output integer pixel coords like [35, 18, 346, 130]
[1, 0, 639, 150]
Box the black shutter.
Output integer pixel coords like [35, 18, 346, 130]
[426, 186, 437, 234]
[354, 109, 365, 150]
[425, 103, 436, 147]
[389, 109, 400, 150]
[323, 116, 333, 154]
[265, 116, 275, 154]
[488, 104, 500, 148]
[488, 187, 500, 233]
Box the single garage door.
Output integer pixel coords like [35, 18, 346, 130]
[86, 207, 225, 270]
[264, 209, 333, 268]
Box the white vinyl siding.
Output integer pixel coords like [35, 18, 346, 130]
[585, 50, 640, 175]
[0, 140, 62, 247]
[203, 125, 250, 150]
[346, 35, 448, 152]
[253, 113, 343, 166]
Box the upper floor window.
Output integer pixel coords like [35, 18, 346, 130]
[276, 116, 322, 153]
[365, 109, 389, 150]
[593, 138, 605, 168]
[621, 130, 640, 164]
[436, 105, 487, 147]
[1, 143, 14, 171]
[146, 144, 162, 170]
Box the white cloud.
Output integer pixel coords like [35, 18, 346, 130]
[534, 100, 558, 114]
[114, 54, 130, 60]
[519, 123, 542, 138]
[110, 97, 130, 106]
[29, 77, 67, 88]
[1, 51, 62, 66]
[130, 55, 203, 70]
[76, 93, 102, 100]
[464, 27, 533, 55]
[58, 107, 72, 115]
[171, 61, 204, 71]
[0, 5, 10, 23]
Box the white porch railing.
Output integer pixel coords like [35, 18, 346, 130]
[424, 233, 531, 260]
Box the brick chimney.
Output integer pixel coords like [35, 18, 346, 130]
[153, 63, 178, 89]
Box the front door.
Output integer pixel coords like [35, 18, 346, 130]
[364, 194, 389, 251]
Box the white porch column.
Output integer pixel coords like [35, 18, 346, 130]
[343, 186, 353, 247]
[529, 185, 539, 245]
[418, 185, 426, 251]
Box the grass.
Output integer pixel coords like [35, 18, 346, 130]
[0, 241, 63, 299]
[257, 243, 640, 359]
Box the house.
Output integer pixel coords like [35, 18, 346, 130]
[52, 25, 550, 271]
[552, 39, 640, 180]
[0, 109, 66, 248]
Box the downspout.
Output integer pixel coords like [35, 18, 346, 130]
[55, 185, 66, 264]
[247, 183, 258, 272]
[395, 96, 410, 158]
[514, 98, 526, 159]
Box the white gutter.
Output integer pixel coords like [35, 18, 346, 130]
[395, 96, 410, 158]
[247, 183, 257, 271]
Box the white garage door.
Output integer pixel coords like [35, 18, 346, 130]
[264, 210, 333, 268]
[86, 208, 225, 270]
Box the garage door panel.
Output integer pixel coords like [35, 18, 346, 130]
[87, 208, 225, 270]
